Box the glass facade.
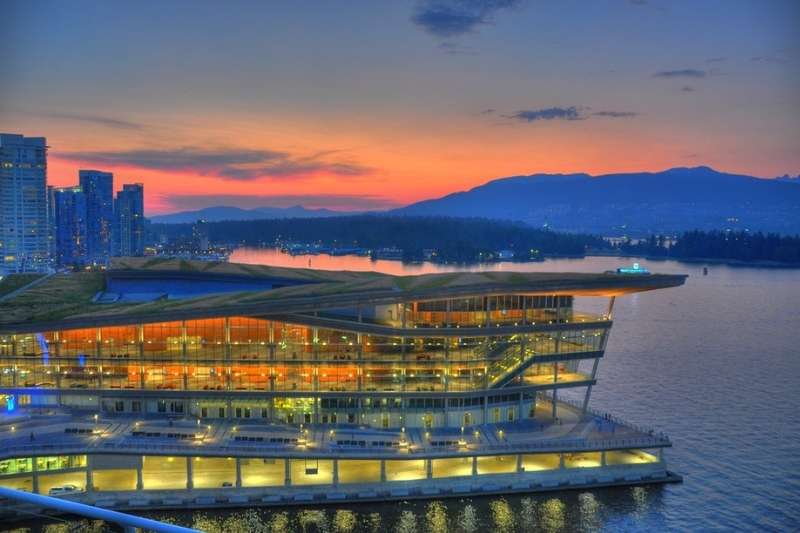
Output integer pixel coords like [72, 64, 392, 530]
[0, 449, 661, 494]
[0, 294, 610, 428]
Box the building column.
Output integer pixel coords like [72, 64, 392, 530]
[235, 458, 243, 488]
[582, 357, 601, 415]
[181, 322, 189, 391]
[380, 460, 387, 482]
[606, 296, 616, 319]
[471, 456, 477, 477]
[86, 463, 94, 493]
[516, 454, 523, 473]
[284, 459, 291, 487]
[559, 453, 565, 469]
[136, 463, 143, 490]
[96, 327, 103, 391]
[31, 458, 39, 494]
[186, 457, 193, 490]
[332, 459, 339, 486]
[551, 389, 558, 419]
[426, 459, 433, 480]
[601, 451, 607, 467]
[138, 325, 145, 390]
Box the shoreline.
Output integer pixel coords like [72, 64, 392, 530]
[233, 246, 800, 270]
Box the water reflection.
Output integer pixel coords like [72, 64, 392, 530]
[424, 501, 448, 533]
[539, 498, 565, 533]
[490, 499, 516, 533]
[456, 504, 479, 533]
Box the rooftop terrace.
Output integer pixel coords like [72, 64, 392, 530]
[0, 257, 686, 332]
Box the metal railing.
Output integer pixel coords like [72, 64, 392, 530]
[543, 393, 670, 442]
[0, 487, 198, 532]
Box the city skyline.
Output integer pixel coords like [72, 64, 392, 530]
[1, 0, 798, 215]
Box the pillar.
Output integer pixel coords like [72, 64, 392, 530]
[31, 458, 39, 494]
[86, 464, 94, 493]
[333, 459, 339, 485]
[136, 463, 143, 490]
[181, 322, 189, 391]
[559, 453, 565, 469]
[284, 459, 291, 487]
[186, 457, 193, 490]
[380, 460, 387, 482]
[516, 454, 523, 473]
[426, 459, 433, 480]
[471, 456, 477, 477]
[138, 325, 146, 390]
[235, 458, 242, 488]
[551, 389, 558, 419]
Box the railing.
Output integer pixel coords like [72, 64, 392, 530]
[0, 432, 669, 462]
[0, 487, 198, 532]
[543, 393, 671, 442]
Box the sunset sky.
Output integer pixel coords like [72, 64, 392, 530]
[1, 0, 798, 215]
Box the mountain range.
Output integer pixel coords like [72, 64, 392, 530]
[152, 167, 800, 235]
[150, 205, 344, 224]
[393, 166, 800, 235]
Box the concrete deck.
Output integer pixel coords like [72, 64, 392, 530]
[0, 400, 669, 461]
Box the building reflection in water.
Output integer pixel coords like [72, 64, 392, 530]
[67, 487, 664, 532]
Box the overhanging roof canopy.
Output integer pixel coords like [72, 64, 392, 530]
[0, 257, 687, 332]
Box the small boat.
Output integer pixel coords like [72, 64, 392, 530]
[614, 263, 650, 275]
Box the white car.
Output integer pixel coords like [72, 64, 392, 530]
[48, 484, 82, 496]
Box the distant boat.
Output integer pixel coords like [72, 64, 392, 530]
[613, 262, 650, 275]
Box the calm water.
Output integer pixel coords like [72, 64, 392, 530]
[10, 250, 800, 532]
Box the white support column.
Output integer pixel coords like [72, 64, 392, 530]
[606, 296, 616, 319]
[582, 356, 602, 414]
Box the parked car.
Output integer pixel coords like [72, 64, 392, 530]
[48, 484, 82, 496]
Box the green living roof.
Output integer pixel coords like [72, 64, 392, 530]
[0, 257, 686, 332]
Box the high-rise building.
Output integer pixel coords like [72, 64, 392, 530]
[79, 170, 114, 265]
[0, 133, 50, 273]
[114, 183, 145, 257]
[52, 186, 88, 267]
[192, 218, 210, 250]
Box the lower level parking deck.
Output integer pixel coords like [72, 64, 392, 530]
[0, 398, 669, 493]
